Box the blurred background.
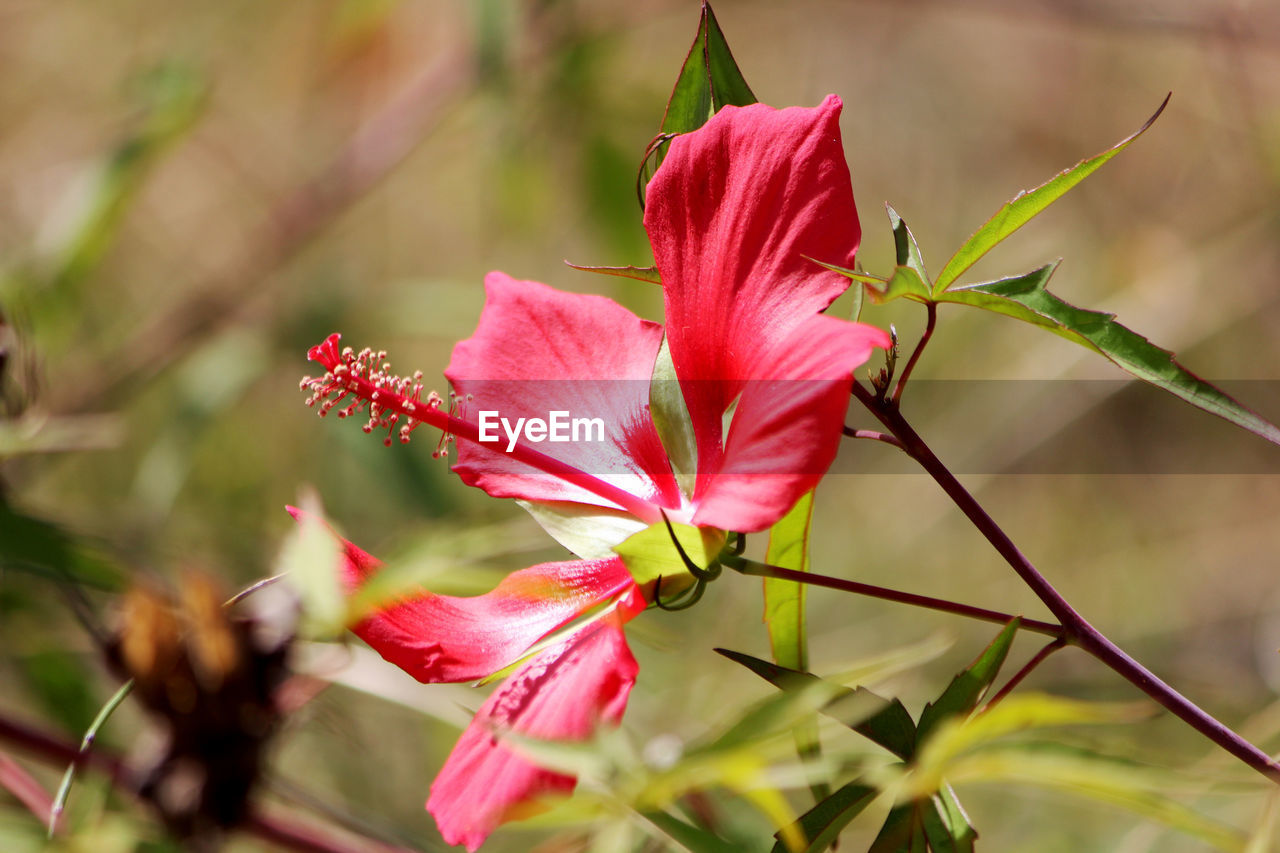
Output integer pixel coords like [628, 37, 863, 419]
[2, 0, 1280, 850]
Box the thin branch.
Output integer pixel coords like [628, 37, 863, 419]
[0, 751, 54, 824]
[725, 555, 1063, 638]
[0, 709, 419, 853]
[891, 301, 936, 404]
[983, 637, 1067, 711]
[842, 426, 906, 451]
[851, 380, 1280, 784]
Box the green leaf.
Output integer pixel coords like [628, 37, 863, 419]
[490, 727, 614, 782]
[643, 810, 741, 853]
[613, 518, 723, 586]
[888, 205, 930, 285]
[868, 803, 926, 853]
[847, 689, 918, 762]
[912, 694, 1152, 777]
[878, 267, 933, 305]
[49, 680, 134, 838]
[1245, 791, 1280, 853]
[848, 271, 866, 322]
[563, 261, 662, 285]
[939, 263, 1280, 445]
[764, 492, 826, 802]
[815, 259, 930, 306]
[0, 504, 123, 590]
[649, 336, 698, 496]
[764, 492, 813, 672]
[932, 95, 1169, 294]
[703, 670, 850, 754]
[768, 781, 878, 853]
[716, 649, 916, 761]
[916, 619, 1018, 745]
[920, 787, 977, 853]
[930, 743, 1247, 851]
[640, 1, 756, 193]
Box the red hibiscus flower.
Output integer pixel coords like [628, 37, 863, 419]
[300, 95, 889, 849]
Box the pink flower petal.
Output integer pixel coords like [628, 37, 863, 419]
[645, 95, 887, 522]
[446, 272, 680, 513]
[295, 508, 640, 684]
[427, 614, 639, 851]
[690, 313, 889, 531]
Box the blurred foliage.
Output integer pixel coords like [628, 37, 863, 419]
[1, 0, 1280, 850]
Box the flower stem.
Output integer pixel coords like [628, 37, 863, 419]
[725, 555, 1062, 638]
[851, 381, 1280, 783]
[841, 426, 905, 450]
[891, 301, 936, 404]
[983, 637, 1067, 711]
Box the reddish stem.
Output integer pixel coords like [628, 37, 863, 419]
[851, 381, 1280, 784]
[983, 637, 1067, 710]
[0, 751, 55, 823]
[891, 301, 936, 404]
[0, 711, 417, 853]
[842, 426, 906, 450]
[728, 556, 1063, 638]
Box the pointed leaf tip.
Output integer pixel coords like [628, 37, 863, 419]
[916, 619, 1019, 744]
[639, 0, 756, 196]
[932, 96, 1171, 294]
[564, 260, 662, 285]
[940, 263, 1280, 446]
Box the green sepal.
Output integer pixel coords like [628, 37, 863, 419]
[639, 1, 756, 194]
[649, 336, 698, 496]
[613, 519, 723, 586]
[659, 1, 755, 135]
[518, 500, 647, 561]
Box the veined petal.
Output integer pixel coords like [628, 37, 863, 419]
[322, 520, 639, 684]
[691, 314, 890, 531]
[446, 272, 680, 513]
[645, 95, 881, 500]
[427, 614, 639, 851]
